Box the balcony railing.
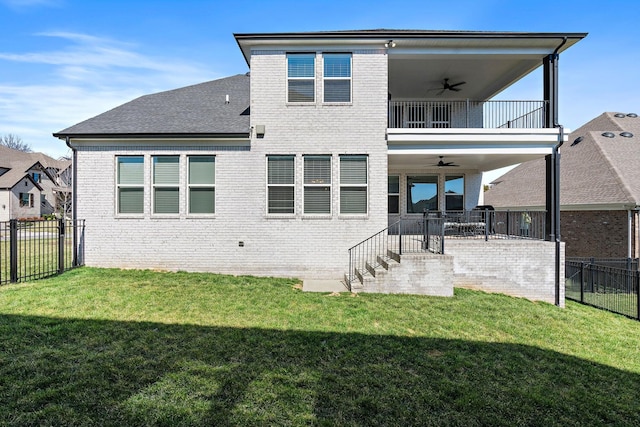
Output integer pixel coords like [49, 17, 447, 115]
[388, 100, 548, 129]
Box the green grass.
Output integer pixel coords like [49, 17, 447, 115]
[0, 267, 639, 426]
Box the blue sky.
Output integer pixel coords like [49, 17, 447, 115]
[1, 0, 638, 178]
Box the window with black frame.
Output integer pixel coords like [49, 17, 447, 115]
[445, 175, 464, 211]
[406, 175, 438, 213]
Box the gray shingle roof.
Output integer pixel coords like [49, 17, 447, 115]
[485, 112, 640, 209]
[54, 74, 250, 138]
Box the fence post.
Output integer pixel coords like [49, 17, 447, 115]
[484, 209, 489, 241]
[580, 262, 585, 303]
[58, 219, 65, 274]
[399, 221, 403, 256]
[9, 219, 18, 283]
[636, 270, 640, 321]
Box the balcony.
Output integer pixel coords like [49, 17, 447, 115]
[388, 100, 548, 129]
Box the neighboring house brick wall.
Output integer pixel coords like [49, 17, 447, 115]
[561, 210, 631, 258]
[75, 50, 390, 280]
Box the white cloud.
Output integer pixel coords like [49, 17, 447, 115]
[0, 31, 221, 157]
[1, 0, 61, 9]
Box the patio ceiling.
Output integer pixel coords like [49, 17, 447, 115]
[387, 128, 569, 172]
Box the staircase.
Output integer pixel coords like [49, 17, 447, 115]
[346, 218, 453, 296]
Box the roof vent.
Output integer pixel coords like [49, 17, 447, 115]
[627, 113, 638, 118]
[571, 136, 583, 146]
[620, 132, 633, 138]
[614, 113, 625, 118]
[602, 132, 615, 138]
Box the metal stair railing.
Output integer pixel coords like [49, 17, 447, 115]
[346, 217, 445, 290]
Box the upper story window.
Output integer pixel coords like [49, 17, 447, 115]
[287, 53, 315, 102]
[32, 172, 41, 183]
[323, 53, 351, 103]
[116, 156, 144, 214]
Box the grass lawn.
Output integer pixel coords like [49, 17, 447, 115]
[0, 268, 639, 426]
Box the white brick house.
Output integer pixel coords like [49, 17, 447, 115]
[54, 30, 586, 304]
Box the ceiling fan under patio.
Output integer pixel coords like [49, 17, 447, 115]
[428, 78, 467, 95]
[433, 156, 459, 167]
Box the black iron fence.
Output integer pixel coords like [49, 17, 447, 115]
[567, 257, 639, 271]
[424, 210, 546, 241]
[347, 210, 545, 289]
[565, 260, 639, 320]
[0, 219, 85, 285]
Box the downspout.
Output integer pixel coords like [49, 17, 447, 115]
[65, 136, 79, 266]
[629, 209, 633, 259]
[554, 126, 563, 306]
[550, 37, 566, 306]
[64, 136, 77, 224]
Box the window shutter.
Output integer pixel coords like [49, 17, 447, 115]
[340, 156, 367, 184]
[189, 156, 215, 185]
[118, 157, 143, 184]
[268, 156, 294, 184]
[153, 157, 179, 184]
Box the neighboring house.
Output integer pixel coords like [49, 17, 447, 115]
[485, 112, 640, 258]
[0, 145, 72, 221]
[54, 30, 586, 304]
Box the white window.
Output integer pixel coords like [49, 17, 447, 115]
[340, 156, 367, 214]
[287, 54, 315, 102]
[304, 155, 331, 214]
[323, 53, 351, 103]
[116, 156, 144, 214]
[152, 156, 179, 214]
[267, 156, 295, 214]
[388, 175, 400, 214]
[188, 156, 215, 214]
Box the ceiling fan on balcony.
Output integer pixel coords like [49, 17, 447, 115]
[433, 156, 459, 167]
[428, 78, 467, 95]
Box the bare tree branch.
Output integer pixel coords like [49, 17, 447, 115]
[1, 133, 32, 152]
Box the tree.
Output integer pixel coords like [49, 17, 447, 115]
[0, 133, 32, 152]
